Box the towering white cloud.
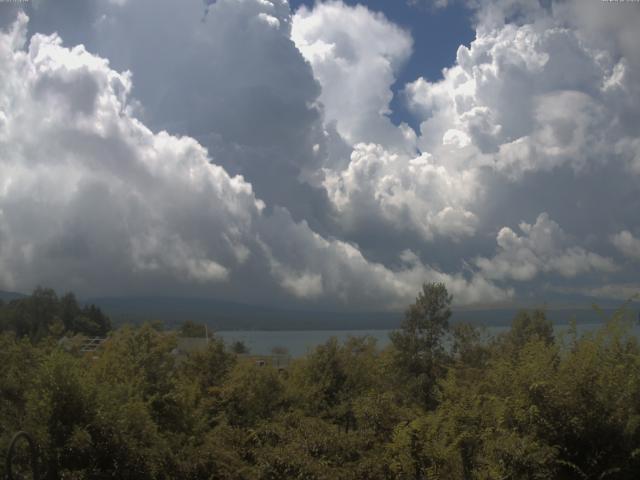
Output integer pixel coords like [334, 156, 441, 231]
[323, 143, 480, 242]
[292, 2, 485, 244]
[300, 0, 639, 302]
[1, 0, 331, 224]
[406, 1, 640, 178]
[292, 1, 416, 152]
[0, 14, 263, 294]
[0, 0, 639, 308]
[0, 13, 510, 308]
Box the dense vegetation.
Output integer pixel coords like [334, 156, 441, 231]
[1, 284, 639, 479]
[0, 287, 111, 341]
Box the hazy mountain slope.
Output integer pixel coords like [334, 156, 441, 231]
[87, 296, 628, 331]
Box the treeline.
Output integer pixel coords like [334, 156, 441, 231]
[1, 284, 639, 479]
[0, 287, 111, 341]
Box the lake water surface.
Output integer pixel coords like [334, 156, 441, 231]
[217, 322, 640, 357]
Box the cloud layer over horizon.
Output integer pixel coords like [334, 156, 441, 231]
[0, 0, 638, 310]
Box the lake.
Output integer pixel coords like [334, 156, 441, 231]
[216, 322, 640, 357]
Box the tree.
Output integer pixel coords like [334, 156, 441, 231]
[59, 292, 81, 333]
[496, 308, 554, 355]
[13, 287, 58, 340]
[0, 289, 111, 341]
[451, 322, 489, 368]
[231, 340, 249, 354]
[220, 361, 285, 427]
[390, 282, 452, 408]
[80, 304, 111, 336]
[179, 320, 207, 338]
[180, 337, 236, 393]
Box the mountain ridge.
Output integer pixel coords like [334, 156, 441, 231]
[2, 289, 632, 331]
[88, 295, 629, 331]
[0, 290, 27, 302]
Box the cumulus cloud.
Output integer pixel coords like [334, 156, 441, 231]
[257, 209, 510, 307]
[0, 14, 510, 309]
[292, 1, 416, 152]
[323, 143, 479, 242]
[612, 231, 640, 262]
[299, 0, 639, 300]
[0, 14, 262, 293]
[1, 0, 639, 309]
[406, 1, 640, 178]
[475, 213, 617, 282]
[0, 0, 333, 229]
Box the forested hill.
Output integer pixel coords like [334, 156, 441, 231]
[89, 296, 401, 330]
[0, 290, 26, 302]
[1, 289, 630, 330]
[90, 296, 626, 331]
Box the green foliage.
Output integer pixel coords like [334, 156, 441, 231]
[231, 340, 250, 354]
[497, 308, 554, 353]
[180, 336, 236, 393]
[179, 320, 207, 338]
[0, 288, 111, 342]
[390, 282, 452, 408]
[1, 284, 640, 479]
[220, 362, 286, 427]
[451, 322, 490, 368]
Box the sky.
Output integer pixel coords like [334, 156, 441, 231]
[0, 0, 639, 311]
[289, 0, 475, 129]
